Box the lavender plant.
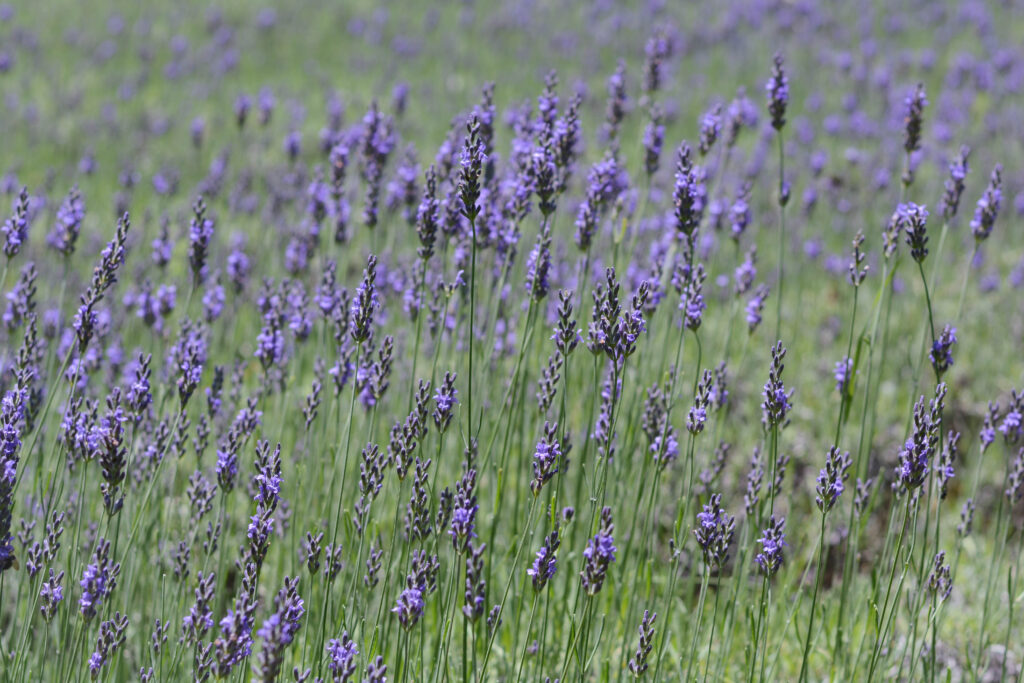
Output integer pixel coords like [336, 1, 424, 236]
[0, 4, 1022, 682]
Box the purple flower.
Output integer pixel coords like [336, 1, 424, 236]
[628, 610, 658, 677]
[532, 143, 558, 218]
[729, 184, 752, 241]
[79, 538, 120, 620]
[815, 446, 852, 513]
[536, 70, 559, 128]
[88, 612, 129, 679]
[1, 187, 29, 258]
[350, 255, 378, 343]
[393, 587, 425, 630]
[927, 552, 952, 601]
[834, 356, 853, 394]
[39, 569, 64, 622]
[187, 197, 214, 283]
[929, 325, 957, 377]
[203, 278, 225, 322]
[734, 247, 757, 295]
[1007, 450, 1024, 504]
[896, 387, 945, 491]
[170, 321, 207, 407]
[937, 430, 959, 499]
[673, 143, 705, 238]
[326, 632, 359, 682]
[47, 186, 85, 256]
[226, 245, 251, 293]
[457, 116, 486, 221]
[416, 166, 440, 262]
[581, 507, 616, 595]
[761, 342, 792, 428]
[765, 54, 788, 131]
[939, 145, 970, 221]
[726, 87, 758, 147]
[463, 542, 486, 621]
[213, 565, 257, 677]
[687, 370, 713, 435]
[527, 530, 560, 591]
[449, 492, 478, 552]
[253, 577, 305, 682]
[642, 32, 671, 96]
[693, 493, 735, 567]
[746, 284, 769, 333]
[999, 395, 1023, 444]
[604, 60, 627, 138]
[257, 87, 275, 125]
[958, 499, 975, 538]
[902, 83, 927, 155]
[898, 202, 930, 263]
[254, 319, 287, 370]
[432, 371, 458, 434]
[699, 104, 722, 156]
[525, 221, 553, 302]
[970, 165, 1002, 242]
[573, 152, 626, 251]
[530, 421, 561, 495]
[643, 108, 665, 176]
[216, 447, 238, 492]
[755, 515, 786, 576]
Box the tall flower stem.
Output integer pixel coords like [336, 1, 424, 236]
[975, 480, 1009, 678]
[866, 495, 914, 680]
[514, 592, 540, 683]
[748, 575, 769, 683]
[315, 343, 361, 665]
[955, 243, 979, 322]
[701, 572, 723, 682]
[684, 565, 711, 682]
[407, 264, 428, 412]
[773, 131, 786, 342]
[833, 258, 894, 669]
[478, 496, 539, 678]
[798, 512, 828, 682]
[467, 214, 477, 442]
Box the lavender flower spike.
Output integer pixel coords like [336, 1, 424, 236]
[693, 493, 735, 567]
[580, 506, 616, 595]
[765, 53, 788, 131]
[814, 446, 852, 513]
[755, 515, 786, 576]
[970, 165, 1002, 242]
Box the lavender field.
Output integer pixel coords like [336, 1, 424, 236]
[2, 1, 1024, 681]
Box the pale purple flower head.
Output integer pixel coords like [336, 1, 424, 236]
[970, 165, 1002, 242]
[765, 53, 788, 131]
[755, 515, 786, 576]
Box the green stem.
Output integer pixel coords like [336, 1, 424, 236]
[773, 130, 786, 342]
[684, 566, 711, 682]
[955, 243, 978, 322]
[798, 513, 828, 682]
[866, 495, 913, 680]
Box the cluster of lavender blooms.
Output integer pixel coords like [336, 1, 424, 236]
[2, 2, 1024, 682]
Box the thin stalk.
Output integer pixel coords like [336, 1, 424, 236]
[773, 130, 786, 342]
[748, 576, 769, 683]
[955, 243, 979, 322]
[478, 496, 539, 678]
[514, 593, 540, 683]
[975, 490, 1008, 677]
[701, 573, 723, 682]
[798, 513, 828, 682]
[866, 495, 913, 680]
[684, 565, 711, 682]
[833, 258, 894, 668]
[467, 214, 477, 443]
